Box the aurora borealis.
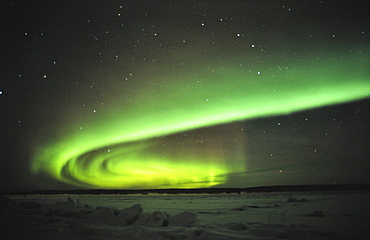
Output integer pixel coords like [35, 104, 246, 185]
[30, 55, 369, 189]
[1, 0, 369, 191]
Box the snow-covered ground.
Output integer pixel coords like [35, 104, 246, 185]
[1, 190, 369, 239]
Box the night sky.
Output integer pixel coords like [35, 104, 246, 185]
[1, 0, 369, 191]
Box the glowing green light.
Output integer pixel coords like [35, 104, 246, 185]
[31, 48, 370, 189]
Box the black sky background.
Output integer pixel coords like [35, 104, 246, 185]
[1, 0, 369, 191]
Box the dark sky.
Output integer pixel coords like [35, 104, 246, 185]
[1, 0, 369, 191]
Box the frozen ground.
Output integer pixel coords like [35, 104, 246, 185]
[1, 190, 369, 239]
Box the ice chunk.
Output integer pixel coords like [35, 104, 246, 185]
[132, 210, 169, 227]
[224, 222, 248, 231]
[287, 197, 306, 202]
[167, 211, 197, 226]
[40, 201, 79, 217]
[131, 213, 151, 226]
[96, 206, 120, 216]
[150, 211, 169, 227]
[117, 204, 143, 225]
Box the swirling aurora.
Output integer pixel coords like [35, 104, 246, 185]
[30, 51, 370, 189]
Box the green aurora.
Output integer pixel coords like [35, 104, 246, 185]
[31, 49, 370, 189]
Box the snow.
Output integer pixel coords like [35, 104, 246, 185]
[1, 190, 369, 239]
